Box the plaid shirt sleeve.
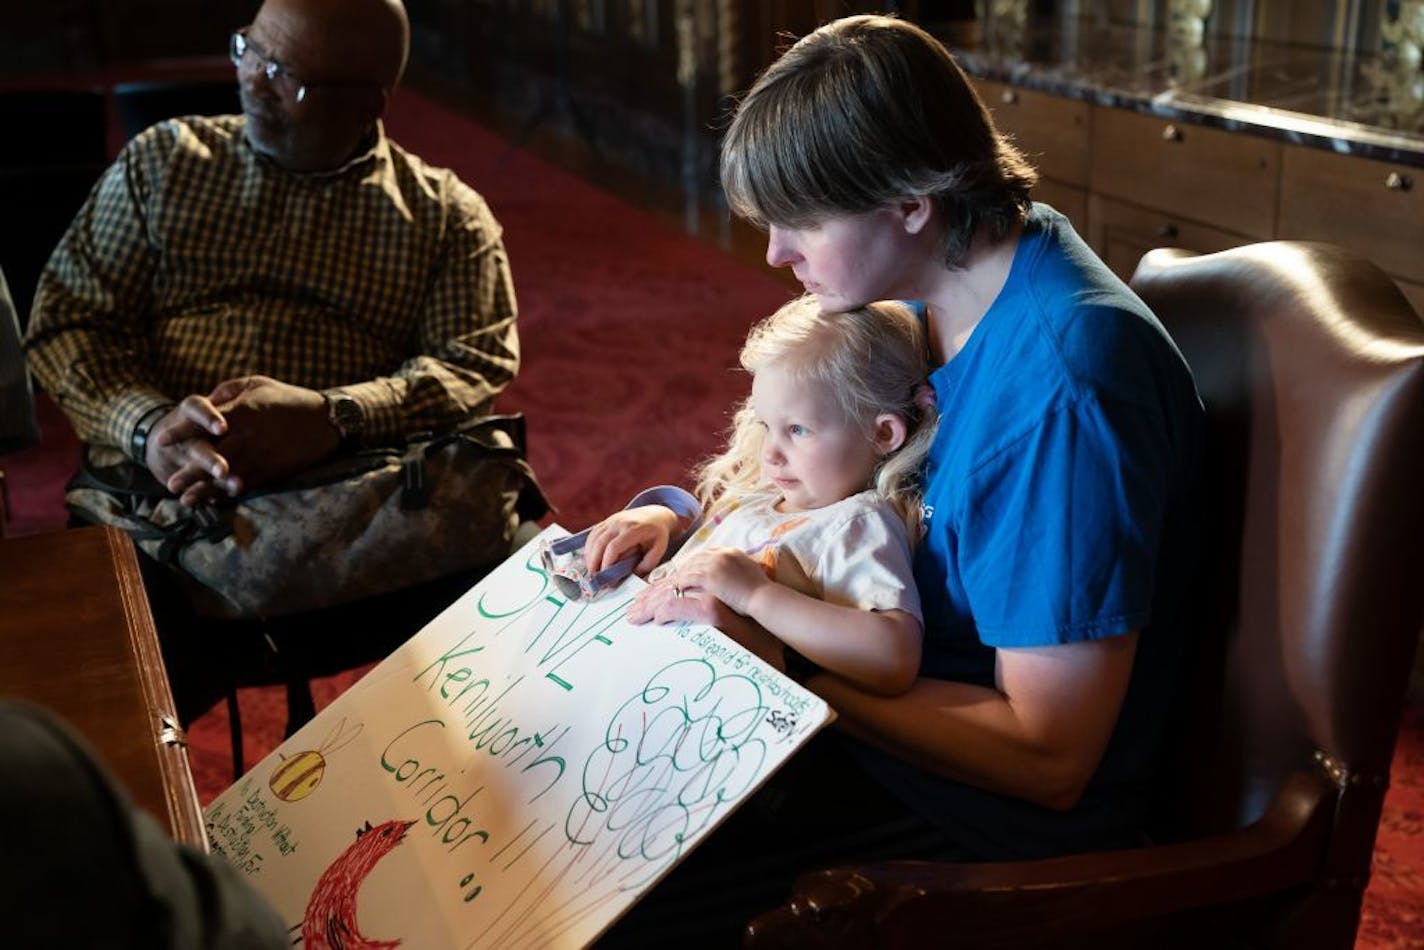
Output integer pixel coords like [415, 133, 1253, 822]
[336, 180, 519, 444]
[24, 126, 178, 457]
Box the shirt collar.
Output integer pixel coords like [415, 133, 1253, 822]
[243, 119, 389, 181]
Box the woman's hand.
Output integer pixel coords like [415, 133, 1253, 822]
[627, 577, 724, 627]
[657, 547, 770, 616]
[627, 573, 785, 666]
[582, 506, 681, 574]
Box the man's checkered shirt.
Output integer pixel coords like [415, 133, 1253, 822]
[25, 114, 519, 457]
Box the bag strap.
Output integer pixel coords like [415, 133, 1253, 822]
[152, 504, 233, 564]
[66, 451, 237, 561]
[401, 414, 537, 512]
[66, 450, 168, 501]
[68, 412, 546, 549]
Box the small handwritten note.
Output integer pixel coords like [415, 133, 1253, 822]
[204, 526, 831, 948]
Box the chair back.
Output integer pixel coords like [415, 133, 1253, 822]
[113, 80, 240, 141]
[1130, 242, 1424, 893]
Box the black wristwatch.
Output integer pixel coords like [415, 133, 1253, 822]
[323, 393, 364, 450]
[130, 404, 174, 464]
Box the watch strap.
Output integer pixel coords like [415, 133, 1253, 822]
[130, 404, 174, 464]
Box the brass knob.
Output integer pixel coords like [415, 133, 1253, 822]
[1162, 124, 1183, 142]
[1001, 89, 1018, 105]
[1158, 222, 1179, 239]
[1385, 172, 1413, 191]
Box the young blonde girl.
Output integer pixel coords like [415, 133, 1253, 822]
[583, 294, 937, 696]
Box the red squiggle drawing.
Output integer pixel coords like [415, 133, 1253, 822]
[302, 818, 415, 949]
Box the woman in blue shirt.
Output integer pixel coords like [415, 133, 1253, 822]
[654, 13, 1204, 862]
[603, 14, 1204, 945]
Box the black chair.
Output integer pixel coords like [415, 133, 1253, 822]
[113, 79, 240, 141]
[210, 567, 504, 779]
[149, 519, 547, 780]
[0, 88, 106, 166]
[0, 89, 108, 328]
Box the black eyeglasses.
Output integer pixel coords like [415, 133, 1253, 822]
[229, 29, 380, 104]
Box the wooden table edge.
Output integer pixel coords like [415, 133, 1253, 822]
[104, 526, 209, 849]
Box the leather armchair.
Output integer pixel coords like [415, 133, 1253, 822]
[744, 242, 1424, 949]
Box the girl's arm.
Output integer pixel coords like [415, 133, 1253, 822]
[636, 547, 922, 697]
[748, 580, 922, 696]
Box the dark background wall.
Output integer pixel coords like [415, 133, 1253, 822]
[0, 0, 259, 74]
[399, 1, 974, 227]
[0, 1, 975, 229]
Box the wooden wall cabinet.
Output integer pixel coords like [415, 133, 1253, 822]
[972, 76, 1420, 313]
[1088, 194, 1252, 280]
[1277, 145, 1424, 312]
[978, 78, 1090, 231]
[1089, 108, 1280, 241]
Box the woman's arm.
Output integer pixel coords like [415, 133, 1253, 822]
[642, 547, 923, 696]
[812, 632, 1138, 811]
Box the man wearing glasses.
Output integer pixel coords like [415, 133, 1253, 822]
[24, 0, 527, 720]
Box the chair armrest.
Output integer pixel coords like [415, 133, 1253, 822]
[745, 770, 1335, 948]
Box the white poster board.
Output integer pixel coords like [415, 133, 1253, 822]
[204, 527, 832, 948]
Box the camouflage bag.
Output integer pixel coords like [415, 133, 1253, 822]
[65, 415, 549, 619]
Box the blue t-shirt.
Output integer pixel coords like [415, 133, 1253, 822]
[861, 204, 1204, 859]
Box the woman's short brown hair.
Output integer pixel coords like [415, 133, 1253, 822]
[720, 15, 1037, 268]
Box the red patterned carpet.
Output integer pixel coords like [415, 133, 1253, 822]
[4, 89, 1421, 948]
[1362, 703, 1424, 947]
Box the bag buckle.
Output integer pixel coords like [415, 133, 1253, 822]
[400, 456, 429, 509]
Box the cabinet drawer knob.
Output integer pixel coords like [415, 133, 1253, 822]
[1001, 90, 1018, 105]
[1158, 222, 1180, 239]
[1162, 124, 1183, 143]
[1385, 172, 1413, 191]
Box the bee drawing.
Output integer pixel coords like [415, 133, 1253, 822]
[268, 717, 364, 803]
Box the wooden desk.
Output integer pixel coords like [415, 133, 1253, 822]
[0, 525, 205, 846]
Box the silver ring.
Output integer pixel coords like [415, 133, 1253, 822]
[673, 585, 685, 598]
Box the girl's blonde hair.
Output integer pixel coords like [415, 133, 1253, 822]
[694, 295, 938, 535]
